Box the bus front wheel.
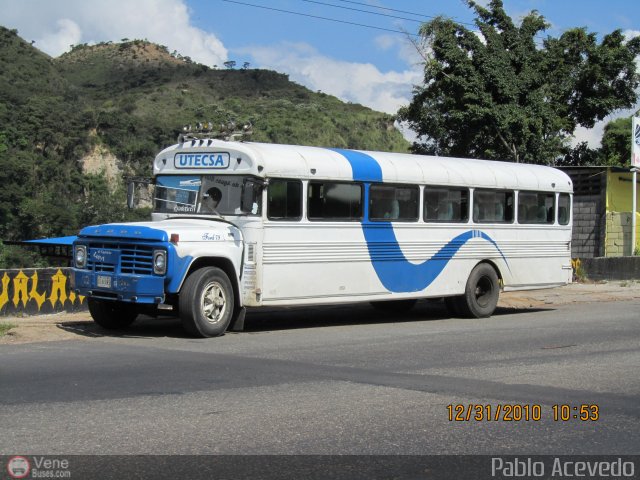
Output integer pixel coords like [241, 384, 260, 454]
[457, 263, 500, 318]
[179, 267, 234, 338]
[88, 298, 138, 330]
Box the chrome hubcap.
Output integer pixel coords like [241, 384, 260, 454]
[201, 281, 227, 325]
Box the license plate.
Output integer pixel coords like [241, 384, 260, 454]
[96, 275, 112, 289]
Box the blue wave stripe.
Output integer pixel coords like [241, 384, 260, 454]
[330, 148, 382, 182]
[331, 148, 509, 292]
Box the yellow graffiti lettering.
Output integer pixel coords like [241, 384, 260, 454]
[12, 271, 30, 307]
[48, 269, 69, 308]
[29, 271, 47, 309]
[0, 272, 9, 311]
[67, 290, 85, 305]
[1, 269, 85, 313]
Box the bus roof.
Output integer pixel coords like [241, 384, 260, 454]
[154, 140, 573, 193]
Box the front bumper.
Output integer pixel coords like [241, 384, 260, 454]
[71, 269, 165, 304]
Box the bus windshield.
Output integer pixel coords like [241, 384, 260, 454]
[154, 175, 262, 216]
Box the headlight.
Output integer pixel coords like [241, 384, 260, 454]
[74, 245, 87, 269]
[153, 250, 167, 275]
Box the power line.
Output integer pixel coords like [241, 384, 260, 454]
[334, 0, 437, 19]
[220, 0, 421, 36]
[296, 0, 423, 24]
[300, 0, 544, 40]
[222, 0, 546, 44]
[316, 0, 545, 39]
[331, 0, 480, 29]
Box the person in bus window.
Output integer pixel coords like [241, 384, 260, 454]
[201, 187, 222, 213]
[384, 200, 400, 219]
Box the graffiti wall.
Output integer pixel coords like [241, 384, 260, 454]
[0, 268, 87, 316]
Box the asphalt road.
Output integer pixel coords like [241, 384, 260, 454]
[1, 299, 639, 456]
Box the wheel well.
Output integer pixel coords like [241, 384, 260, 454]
[184, 257, 241, 306]
[478, 260, 503, 286]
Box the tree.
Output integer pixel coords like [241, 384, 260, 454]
[398, 0, 640, 164]
[557, 142, 601, 167]
[600, 116, 633, 166]
[223, 60, 236, 70]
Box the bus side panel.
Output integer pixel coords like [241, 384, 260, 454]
[261, 222, 570, 305]
[501, 224, 573, 289]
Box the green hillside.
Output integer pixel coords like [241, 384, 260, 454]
[55, 40, 407, 162]
[0, 27, 409, 267]
[0, 27, 93, 246]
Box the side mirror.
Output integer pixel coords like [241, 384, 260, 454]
[125, 177, 153, 210]
[241, 179, 265, 214]
[240, 181, 255, 213]
[127, 181, 135, 209]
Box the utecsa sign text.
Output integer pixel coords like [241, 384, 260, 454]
[174, 152, 230, 169]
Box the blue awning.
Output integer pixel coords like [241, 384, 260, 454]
[24, 236, 77, 246]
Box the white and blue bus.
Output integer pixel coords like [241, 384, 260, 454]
[71, 138, 573, 337]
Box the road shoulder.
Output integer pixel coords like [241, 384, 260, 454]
[1, 281, 639, 345]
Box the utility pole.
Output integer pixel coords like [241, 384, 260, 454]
[632, 116, 640, 255]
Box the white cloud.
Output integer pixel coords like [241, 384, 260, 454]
[374, 33, 424, 67]
[238, 42, 422, 115]
[36, 18, 82, 55]
[572, 106, 640, 149]
[572, 123, 607, 148]
[0, 0, 227, 65]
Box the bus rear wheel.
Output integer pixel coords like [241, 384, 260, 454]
[179, 267, 234, 338]
[88, 298, 138, 330]
[456, 263, 500, 318]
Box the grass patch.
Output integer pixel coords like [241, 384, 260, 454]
[0, 322, 17, 338]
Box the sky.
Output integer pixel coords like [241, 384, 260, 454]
[0, 0, 639, 147]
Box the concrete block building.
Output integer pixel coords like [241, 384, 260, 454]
[559, 167, 640, 258]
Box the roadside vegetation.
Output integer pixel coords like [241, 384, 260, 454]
[0, 322, 16, 338]
[0, 27, 408, 268]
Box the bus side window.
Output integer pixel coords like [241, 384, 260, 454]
[267, 179, 302, 221]
[518, 191, 554, 224]
[369, 184, 419, 222]
[473, 189, 513, 223]
[558, 193, 570, 225]
[425, 187, 469, 223]
[308, 182, 362, 220]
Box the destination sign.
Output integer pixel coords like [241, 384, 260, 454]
[174, 152, 230, 169]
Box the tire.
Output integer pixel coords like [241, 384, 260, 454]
[179, 267, 234, 338]
[88, 298, 138, 330]
[458, 263, 500, 318]
[370, 299, 417, 313]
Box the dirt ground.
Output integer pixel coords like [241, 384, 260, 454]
[1, 281, 640, 345]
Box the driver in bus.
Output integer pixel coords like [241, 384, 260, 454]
[201, 187, 222, 213]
